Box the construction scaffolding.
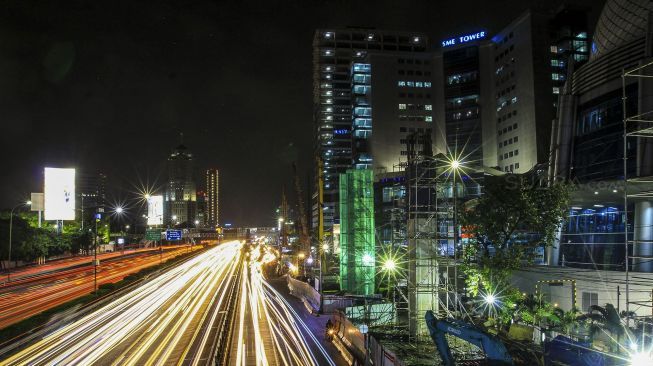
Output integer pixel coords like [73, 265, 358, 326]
[340, 169, 376, 296]
[622, 60, 653, 338]
[404, 129, 465, 339]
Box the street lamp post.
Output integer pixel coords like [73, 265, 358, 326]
[7, 200, 31, 282]
[450, 159, 460, 315]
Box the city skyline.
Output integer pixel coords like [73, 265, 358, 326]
[0, 0, 602, 226]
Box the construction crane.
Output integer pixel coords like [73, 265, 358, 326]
[292, 163, 310, 258]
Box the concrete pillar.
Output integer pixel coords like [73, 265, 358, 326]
[633, 201, 653, 272]
[546, 228, 562, 266]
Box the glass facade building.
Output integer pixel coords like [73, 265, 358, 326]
[312, 29, 428, 237]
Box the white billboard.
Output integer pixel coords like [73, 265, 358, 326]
[44, 168, 76, 221]
[147, 195, 164, 225]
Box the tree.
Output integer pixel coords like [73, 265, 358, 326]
[460, 175, 570, 293]
[70, 231, 92, 255]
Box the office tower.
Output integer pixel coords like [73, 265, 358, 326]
[206, 168, 219, 228]
[489, 7, 589, 174]
[357, 52, 438, 174]
[164, 142, 197, 226]
[312, 28, 429, 236]
[77, 171, 107, 225]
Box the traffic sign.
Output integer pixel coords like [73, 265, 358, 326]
[166, 230, 182, 241]
[146, 229, 162, 241]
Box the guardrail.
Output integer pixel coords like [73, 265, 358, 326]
[213, 254, 243, 365]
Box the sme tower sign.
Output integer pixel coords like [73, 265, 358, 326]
[44, 167, 76, 221]
[441, 31, 486, 48]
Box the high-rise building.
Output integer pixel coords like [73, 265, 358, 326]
[77, 171, 107, 225]
[488, 7, 589, 174]
[205, 168, 219, 228]
[312, 28, 429, 237]
[164, 143, 197, 226]
[549, 0, 653, 271]
[357, 52, 438, 174]
[435, 31, 493, 172]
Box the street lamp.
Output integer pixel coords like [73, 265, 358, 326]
[7, 200, 31, 282]
[484, 294, 496, 305]
[382, 258, 396, 272]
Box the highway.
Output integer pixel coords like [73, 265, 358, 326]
[0, 245, 201, 329]
[0, 241, 341, 365]
[1, 241, 242, 365]
[230, 245, 338, 366]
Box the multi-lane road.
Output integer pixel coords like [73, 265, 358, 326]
[0, 241, 344, 366]
[0, 245, 200, 329]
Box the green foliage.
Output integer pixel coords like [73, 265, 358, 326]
[461, 175, 570, 267]
[70, 231, 93, 255]
[460, 175, 570, 300]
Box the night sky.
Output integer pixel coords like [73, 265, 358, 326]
[0, 0, 602, 226]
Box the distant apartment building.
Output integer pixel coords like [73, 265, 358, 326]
[205, 168, 219, 228]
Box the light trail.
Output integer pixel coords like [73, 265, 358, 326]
[0, 245, 199, 329]
[0, 241, 242, 366]
[2, 242, 340, 366]
[238, 244, 337, 366]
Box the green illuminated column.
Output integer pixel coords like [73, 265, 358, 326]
[339, 169, 375, 295]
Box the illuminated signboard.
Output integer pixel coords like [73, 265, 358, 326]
[44, 168, 76, 221]
[166, 230, 182, 241]
[147, 195, 164, 225]
[441, 31, 486, 48]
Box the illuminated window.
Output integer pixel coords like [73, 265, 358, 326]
[425, 104, 432, 110]
[398, 104, 406, 110]
[424, 82, 432, 88]
[553, 87, 560, 94]
[425, 116, 433, 122]
[398, 81, 406, 87]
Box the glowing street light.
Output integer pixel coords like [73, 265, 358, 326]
[484, 294, 496, 305]
[451, 160, 460, 170]
[362, 253, 374, 266]
[630, 351, 653, 366]
[382, 258, 396, 272]
[115, 206, 124, 214]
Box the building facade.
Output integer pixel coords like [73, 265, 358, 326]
[549, 0, 653, 273]
[312, 28, 429, 237]
[205, 168, 219, 228]
[164, 143, 197, 226]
